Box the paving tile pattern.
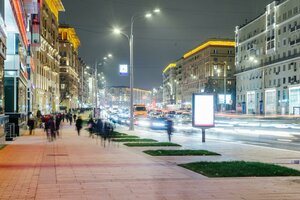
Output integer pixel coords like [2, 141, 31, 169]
[0, 124, 299, 199]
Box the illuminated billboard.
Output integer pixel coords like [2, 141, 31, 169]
[192, 94, 215, 128]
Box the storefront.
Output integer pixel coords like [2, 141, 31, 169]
[246, 91, 255, 114]
[289, 85, 300, 115]
[0, 12, 9, 143]
[265, 89, 276, 115]
[4, 0, 29, 136]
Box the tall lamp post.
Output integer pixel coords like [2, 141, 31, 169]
[94, 54, 112, 118]
[113, 8, 160, 131]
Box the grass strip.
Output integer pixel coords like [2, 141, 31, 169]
[112, 138, 157, 142]
[0, 145, 7, 150]
[124, 142, 181, 147]
[112, 132, 127, 136]
[144, 149, 220, 156]
[111, 135, 139, 139]
[179, 161, 300, 177]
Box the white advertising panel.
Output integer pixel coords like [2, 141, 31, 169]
[192, 94, 215, 128]
[119, 64, 128, 76]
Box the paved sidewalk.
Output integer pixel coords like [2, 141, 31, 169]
[0, 124, 299, 199]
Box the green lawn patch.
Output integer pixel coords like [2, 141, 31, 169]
[179, 161, 300, 177]
[0, 145, 7, 150]
[124, 142, 181, 147]
[111, 135, 139, 139]
[112, 131, 128, 136]
[112, 138, 157, 142]
[144, 149, 220, 156]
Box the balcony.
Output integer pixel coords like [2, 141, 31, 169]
[236, 51, 300, 74]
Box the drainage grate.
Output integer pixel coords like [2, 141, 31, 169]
[47, 154, 68, 157]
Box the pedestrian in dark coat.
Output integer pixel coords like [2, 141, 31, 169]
[75, 116, 83, 136]
[87, 118, 95, 137]
[73, 114, 77, 122]
[96, 119, 103, 136]
[27, 117, 35, 135]
[69, 113, 73, 125]
[166, 119, 174, 142]
[47, 117, 56, 141]
[55, 115, 61, 137]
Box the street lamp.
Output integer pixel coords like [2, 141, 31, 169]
[113, 8, 161, 131]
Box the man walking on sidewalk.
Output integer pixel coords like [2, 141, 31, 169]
[75, 116, 83, 136]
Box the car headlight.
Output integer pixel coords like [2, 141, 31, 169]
[152, 122, 165, 127]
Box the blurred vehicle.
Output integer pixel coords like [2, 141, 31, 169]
[133, 104, 147, 117]
[174, 112, 192, 125]
[148, 111, 163, 118]
[165, 110, 176, 118]
[150, 117, 167, 130]
[135, 117, 167, 130]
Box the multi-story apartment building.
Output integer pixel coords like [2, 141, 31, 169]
[59, 25, 80, 111]
[235, 0, 300, 115]
[0, 0, 8, 143]
[163, 63, 177, 105]
[151, 86, 164, 109]
[106, 86, 151, 108]
[4, 0, 33, 136]
[33, 0, 64, 114]
[181, 39, 236, 110]
[78, 58, 91, 107]
[163, 39, 236, 110]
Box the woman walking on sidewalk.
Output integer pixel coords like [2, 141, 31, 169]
[75, 116, 83, 136]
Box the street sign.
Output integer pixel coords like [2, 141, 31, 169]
[119, 64, 128, 76]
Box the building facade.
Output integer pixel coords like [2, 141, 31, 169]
[0, 0, 9, 143]
[162, 39, 236, 111]
[163, 63, 177, 105]
[4, 0, 33, 136]
[59, 25, 80, 111]
[235, 0, 300, 115]
[33, 0, 64, 114]
[106, 86, 151, 109]
[181, 39, 236, 110]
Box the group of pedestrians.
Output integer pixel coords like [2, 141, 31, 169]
[42, 114, 62, 142]
[87, 118, 114, 144]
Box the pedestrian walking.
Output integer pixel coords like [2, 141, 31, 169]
[87, 117, 95, 137]
[55, 114, 61, 138]
[27, 117, 35, 135]
[69, 113, 73, 125]
[73, 114, 77, 122]
[96, 119, 103, 136]
[62, 113, 65, 122]
[166, 118, 174, 142]
[75, 116, 83, 136]
[47, 117, 56, 141]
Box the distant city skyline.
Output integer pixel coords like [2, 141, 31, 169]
[60, 0, 273, 89]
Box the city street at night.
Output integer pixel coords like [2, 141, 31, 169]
[2, 0, 300, 199]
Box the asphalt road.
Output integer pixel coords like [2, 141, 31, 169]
[129, 117, 300, 152]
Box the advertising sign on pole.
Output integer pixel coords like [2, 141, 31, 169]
[192, 94, 215, 142]
[119, 64, 128, 76]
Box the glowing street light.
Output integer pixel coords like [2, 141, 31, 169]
[113, 8, 161, 131]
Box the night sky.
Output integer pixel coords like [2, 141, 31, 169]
[60, 0, 273, 90]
